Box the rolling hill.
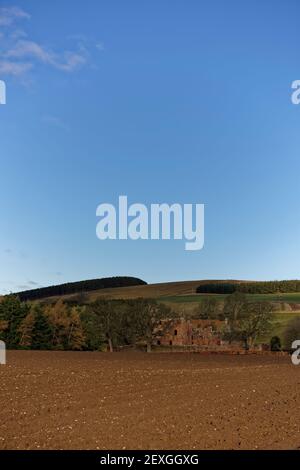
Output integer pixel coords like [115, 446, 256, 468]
[21, 279, 252, 303]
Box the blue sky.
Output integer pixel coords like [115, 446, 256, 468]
[1, 0, 300, 293]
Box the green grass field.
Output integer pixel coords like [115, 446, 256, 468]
[258, 311, 300, 345]
[160, 294, 300, 347]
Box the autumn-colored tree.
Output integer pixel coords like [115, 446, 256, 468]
[19, 311, 35, 348]
[67, 306, 86, 350]
[45, 300, 69, 349]
[45, 300, 85, 350]
[0, 320, 8, 336]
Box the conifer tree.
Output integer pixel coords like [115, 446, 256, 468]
[0, 295, 29, 348]
[31, 306, 53, 350]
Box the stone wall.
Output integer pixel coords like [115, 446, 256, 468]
[154, 318, 263, 352]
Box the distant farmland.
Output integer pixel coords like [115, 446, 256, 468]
[13, 279, 300, 345]
[162, 292, 300, 304]
[30, 279, 251, 303]
[32, 279, 300, 306]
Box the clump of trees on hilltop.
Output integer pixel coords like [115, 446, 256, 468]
[16, 276, 147, 302]
[196, 280, 300, 294]
[0, 295, 174, 352]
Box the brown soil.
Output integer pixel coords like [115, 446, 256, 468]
[0, 351, 299, 450]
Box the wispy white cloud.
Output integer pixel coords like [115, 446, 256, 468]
[55, 51, 87, 71]
[0, 59, 32, 76]
[6, 39, 50, 61]
[0, 6, 30, 26]
[0, 6, 90, 78]
[9, 29, 27, 40]
[5, 39, 87, 72]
